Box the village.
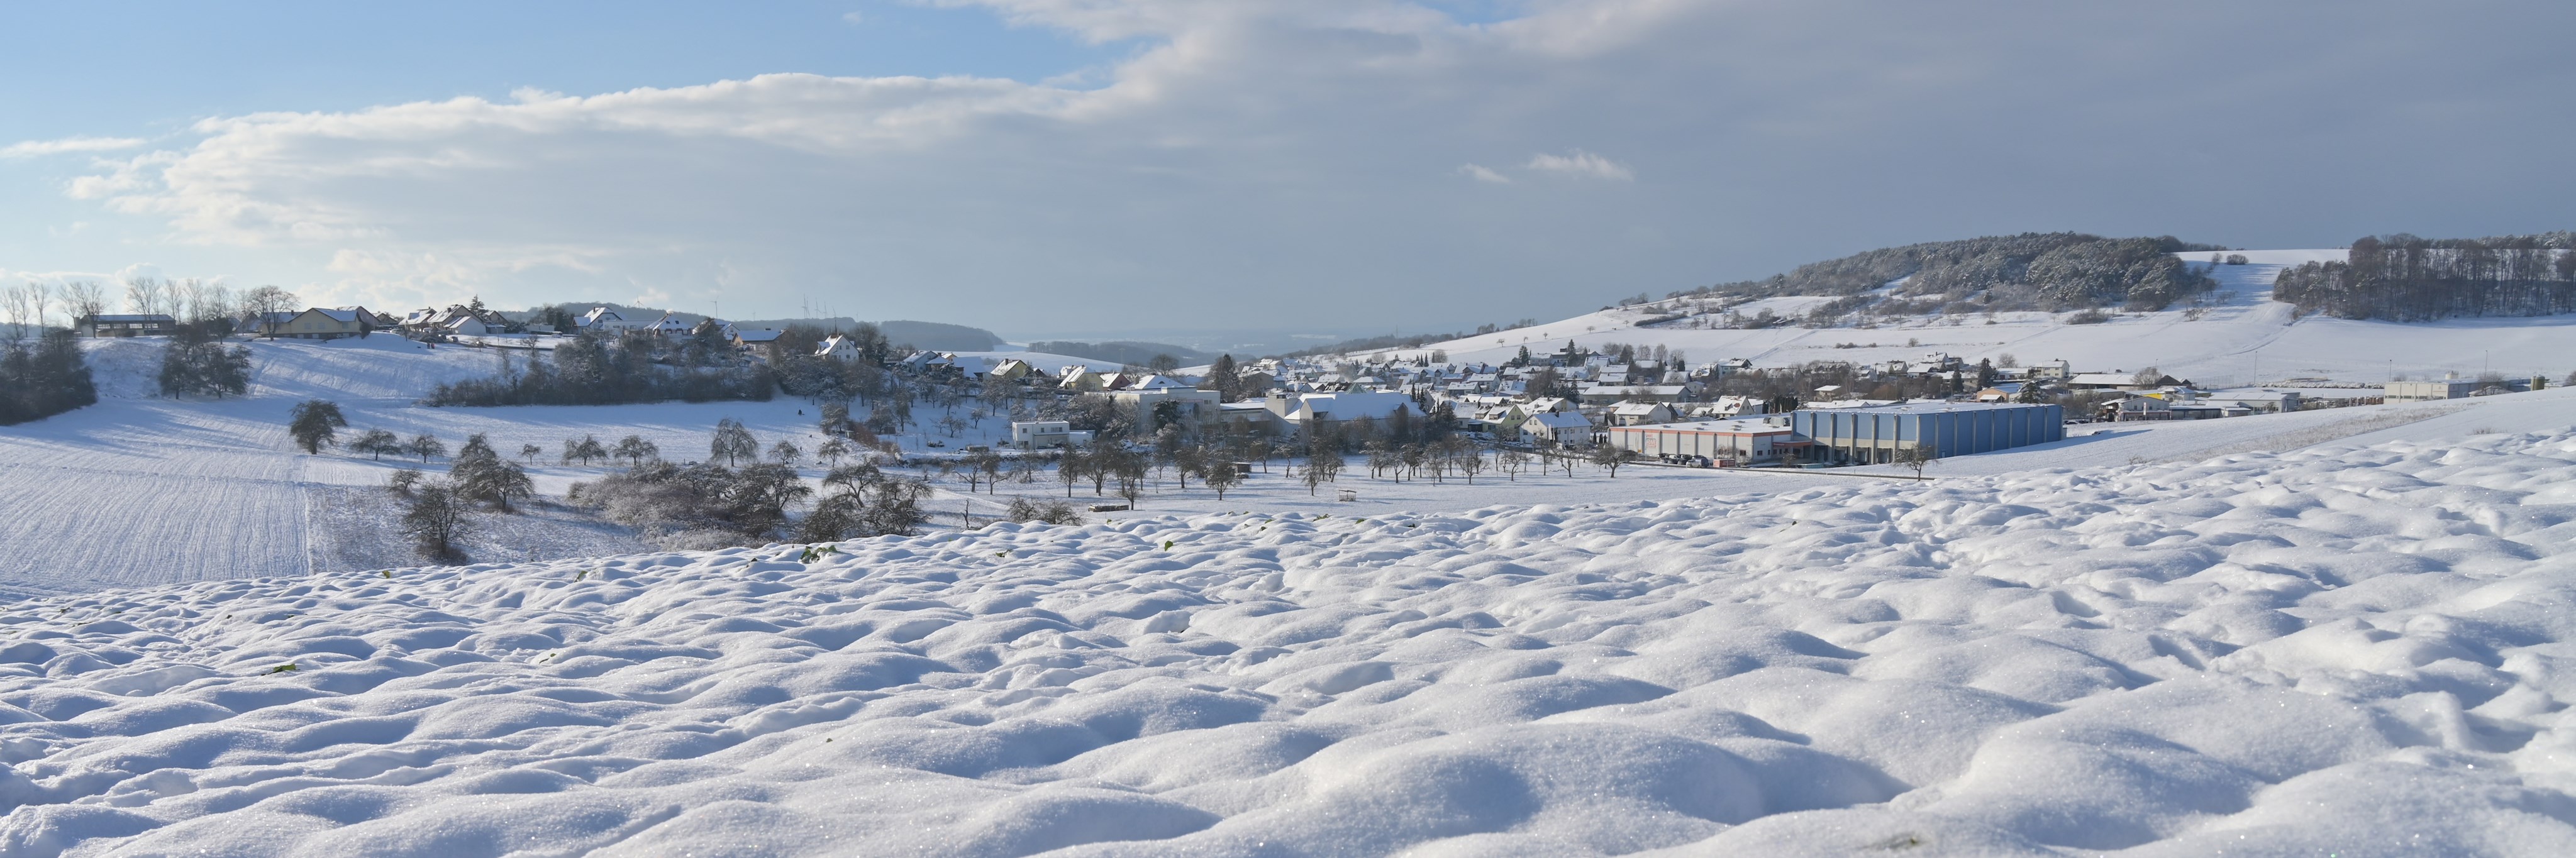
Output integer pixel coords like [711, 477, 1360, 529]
[67, 297, 2551, 478]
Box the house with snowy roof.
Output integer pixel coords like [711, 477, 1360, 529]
[1519, 411, 1595, 448]
[645, 313, 695, 337]
[1262, 390, 1421, 439]
[1059, 367, 1108, 392]
[569, 307, 631, 333]
[1607, 401, 1677, 427]
[277, 307, 379, 340]
[730, 328, 785, 360]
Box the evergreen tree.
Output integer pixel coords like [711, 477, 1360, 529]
[1207, 354, 1240, 402]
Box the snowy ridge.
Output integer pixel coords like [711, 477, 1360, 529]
[9, 432, 2576, 854]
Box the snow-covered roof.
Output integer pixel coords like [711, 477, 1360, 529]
[1617, 419, 1789, 435]
[1287, 390, 1416, 421]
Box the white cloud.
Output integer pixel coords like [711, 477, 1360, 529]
[842, 11, 866, 25]
[0, 136, 147, 159]
[1523, 149, 1632, 181]
[36, 0, 2576, 332]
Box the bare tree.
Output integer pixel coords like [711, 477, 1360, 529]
[1202, 459, 1240, 500]
[241, 285, 299, 338]
[352, 429, 402, 460]
[1590, 443, 1635, 477]
[123, 277, 165, 316]
[1, 283, 33, 340]
[401, 480, 473, 560]
[1452, 441, 1486, 485]
[61, 282, 107, 325]
[711, 419, 758, 466]
[613, 434, 658, 467]
[1893, 444, 1938, 480]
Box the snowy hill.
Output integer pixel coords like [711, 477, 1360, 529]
[1379, 250, 2576, 384]
[7, 429, 2576, 853]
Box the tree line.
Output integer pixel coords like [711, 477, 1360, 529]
[2274, 233, 2576, 321]
[0, 331, 97, 425]
[1668, 233, 2226, 322]
[422, 329, 776, 406]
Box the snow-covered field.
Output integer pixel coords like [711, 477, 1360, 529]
[13, 334, 2576, 593]
[1389, 250, 2576, 386]
[9, 426, 2576, 854]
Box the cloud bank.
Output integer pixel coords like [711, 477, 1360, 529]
[1, 136, 145, 159]
[46, 0, 2576, 333]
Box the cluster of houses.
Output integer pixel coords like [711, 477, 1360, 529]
[940, 348, 2081, 468]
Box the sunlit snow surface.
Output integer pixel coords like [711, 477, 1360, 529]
[10, 432, 2576, 855]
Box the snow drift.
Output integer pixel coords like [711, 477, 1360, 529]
[7, 430, 2576, 855]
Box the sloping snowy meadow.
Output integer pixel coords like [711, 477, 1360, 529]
[8, 427, 2576, 854]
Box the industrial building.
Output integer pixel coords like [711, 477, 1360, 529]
[1790, 402, 2063, 465]
[1604, 419, 1807, 465]
[2384, 379, 2480, 403]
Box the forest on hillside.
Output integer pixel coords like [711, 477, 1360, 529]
[2272, 233, 2576, 321]
[1675, 233, 2227, 316]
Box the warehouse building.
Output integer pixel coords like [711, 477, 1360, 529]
[2384, 379, 2480, 403]
[1604, 418, 1807, 465]
[1790, 402, 2063, 465]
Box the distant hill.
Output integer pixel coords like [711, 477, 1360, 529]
[1024, 340, 1213, 366]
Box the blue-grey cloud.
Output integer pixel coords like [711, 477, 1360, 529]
[52, 0, 2576, 333]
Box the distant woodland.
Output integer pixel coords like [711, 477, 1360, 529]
[2273, 233, 2576, 321]
[1679, 233, 2227, 314]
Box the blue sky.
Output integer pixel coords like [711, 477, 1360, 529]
[4, 1, 2573, 340]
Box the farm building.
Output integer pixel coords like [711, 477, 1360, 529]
[1789, 402, 2063, 465]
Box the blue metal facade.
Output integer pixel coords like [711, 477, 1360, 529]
[1789, 403, 2063, 464]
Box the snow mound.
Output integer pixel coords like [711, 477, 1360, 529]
[9, 431, 2576, 854]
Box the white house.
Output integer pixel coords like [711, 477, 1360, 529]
[1009, 421, 1094, 450]
[577, 307, 636, 332]
[1520, 411, 1594, 448]
[1264, 390, 1421, 437]
[1607, 401, 1677, 426]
